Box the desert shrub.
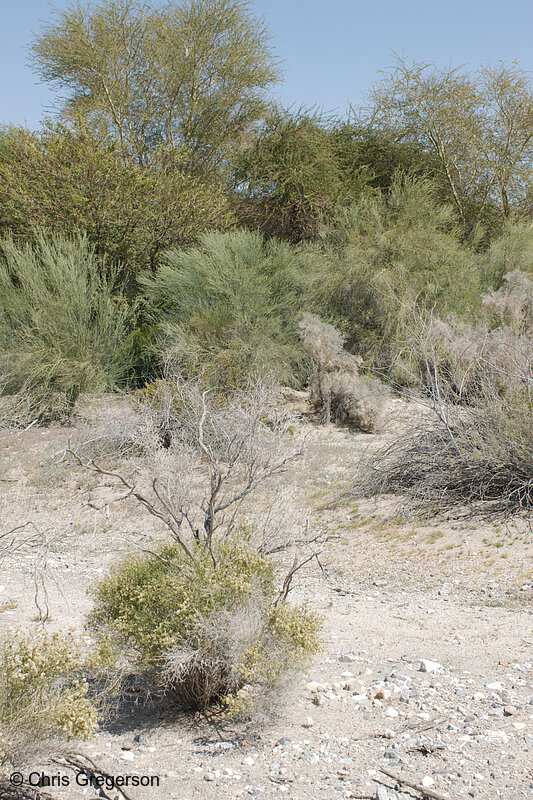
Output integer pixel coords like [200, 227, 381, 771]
[482, 269, 533, 332]
[140, 230, 310, 388]
[308, 176, 482, 376]
[90, 534, 321, 710]
[355, 307, 533, 518]
[481, 221, 533, 288]
[75, 378, 321, 711]
[299, 313, 388, 431]
[0, 233, 134, 423]
[0, 633, 99, 769]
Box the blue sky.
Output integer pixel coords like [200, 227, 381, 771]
[2, 0, 533, 129]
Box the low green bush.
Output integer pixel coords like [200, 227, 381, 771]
[0, 633, 100, 769]
[89, 534, 321, 711]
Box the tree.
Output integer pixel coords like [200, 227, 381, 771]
[369, 57, 533, 226]
[30, 0, 281, 177]
[232, 110, 344, 241]
[0, 122, 233, 276]
[232, 109, 446, 242]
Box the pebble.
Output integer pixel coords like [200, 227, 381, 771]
[421, 776, 434, 788]
[419, 659, 443, 673]
[119, 750, 135, 761]
[385, 707, 399, 718]
[203, 772, 215, 782]
[503, 705, 517, 716]
[302, 716, 314, 728]
[242, 756, 255, 766]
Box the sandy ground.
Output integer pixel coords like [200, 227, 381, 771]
[0, 395, 532, 800]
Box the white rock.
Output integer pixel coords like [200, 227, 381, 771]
[419, 659, 443, 673]
[486, 681, 504, 690]
[120, 750, 135, 761]
[242, 756, 255, 766]
[302, 716, 314, 728]
[385, 707, 399, 718]
[421, 776, 434, 788]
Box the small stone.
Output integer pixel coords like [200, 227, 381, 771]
[377, 786, 390, 800]
[203, 772, 215, 781]
[439, 582, 453, 595]
[385, 707, 399, 718]
[306, 682, 320, 693]
[373, 579, 388, 587]
[485, 681, 503, 690]
[383, 750, 398, 760]
[503, 705, 517, 716]
[242, 756, 255, 766]
[421, 776, 434, 788]
[339, 653, 357, 662]
[119, 750, 134, 761]
[302, 716, 314, 728]
[419, 659, 442, 673]
[374, 689, 391, 700]
[312, 695, 323, 706]
[524, 734, 533, 745]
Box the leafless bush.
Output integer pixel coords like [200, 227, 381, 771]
[355, 308, 533, 518]
[72, 378, 307, 559]
[299, 313, 388, 431]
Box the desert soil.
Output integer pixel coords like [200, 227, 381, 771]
[0, 395, 532, 800]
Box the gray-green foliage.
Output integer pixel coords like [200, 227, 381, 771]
[310, 176, 483, 374]
[0, 234, 133, 422]
[30, 0, 281, 176]
[142, 231, 309, 387]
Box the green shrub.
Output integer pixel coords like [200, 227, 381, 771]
[0, 633, 99, 769]
[309, 176, 483, 377]
[89, 534, 321, 711]
[0, 233, 134, 423]
[141, 230, 310, 388]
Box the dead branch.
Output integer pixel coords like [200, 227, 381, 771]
[378, 767, 453, 800]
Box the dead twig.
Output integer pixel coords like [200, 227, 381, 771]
[52, 753, 136, 800]
[378, 767, 453, 800]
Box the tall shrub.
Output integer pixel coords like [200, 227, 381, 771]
[0, 233, 133, 422]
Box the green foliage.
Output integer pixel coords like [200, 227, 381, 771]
[309, 176, 483, 375]
[89, 534, 321, 709]
[0, 633, 99, 768]
[142, 230, 310, 387]
[233, 112, 443, 242]
[30, 0, 281, 176]
[369, 57, 533, 227]
[0, 123, 233, 277]
[233, 110, 346, 241]
[481, 221, 533, 288]
[0, 233, 134, 422]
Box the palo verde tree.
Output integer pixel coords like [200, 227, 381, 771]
[30, 0, 281, 177]
[368, 58, 533, 228]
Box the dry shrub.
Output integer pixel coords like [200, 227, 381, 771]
[356, 298, 533, 518]
[75, 377, 322, 712]
[299, 313, 388, 431]
[482, 269, 533, 332]
[89, 536, 321, 711]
